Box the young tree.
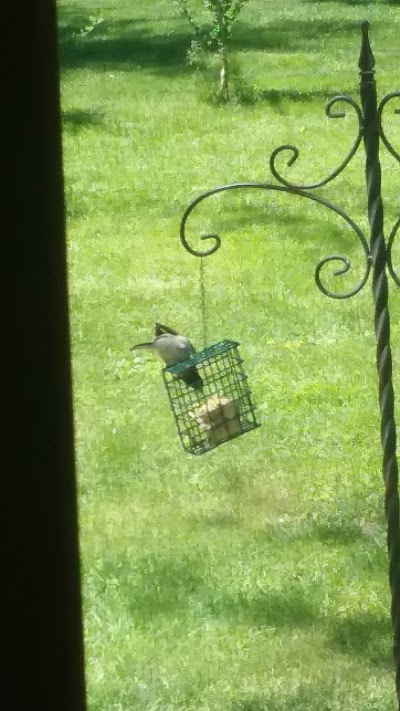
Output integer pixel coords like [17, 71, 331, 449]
[176, 0, 250, 102]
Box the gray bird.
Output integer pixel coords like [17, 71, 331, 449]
[131, 323, 203, 390]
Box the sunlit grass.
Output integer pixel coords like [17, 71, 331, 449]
[59, 0, 400, 708]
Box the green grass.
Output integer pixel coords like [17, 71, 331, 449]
[58, 0, 400, 708]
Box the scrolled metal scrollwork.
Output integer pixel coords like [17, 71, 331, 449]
[314, 241, 371, 299]
[180, 181, 371, 299]
[179, 185, 229, 257]
[387, 215, 400, 288]
[269, 95, 363, 190]
[378, 94, 400, 290]
[378, 92, 400, 164]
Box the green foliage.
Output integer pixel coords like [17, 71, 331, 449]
[76, 14, 104, 38]
[176, 0, 251, 101]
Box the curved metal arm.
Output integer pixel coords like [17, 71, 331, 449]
[378, 92, 400, 164]
[387, 215, 400, 288]
[376, 94, 400, 290]
[180, 181, 371, 299]
[269, 96, 363, 190]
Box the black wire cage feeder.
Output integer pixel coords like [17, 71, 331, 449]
[173, 21, 400, 708]
[163, 340, 260, 455]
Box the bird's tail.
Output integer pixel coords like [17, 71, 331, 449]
[130, 342, 154, 351]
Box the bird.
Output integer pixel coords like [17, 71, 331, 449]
[131, 323, 203, 390]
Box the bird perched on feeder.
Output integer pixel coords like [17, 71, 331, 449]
[131, 323, 203, 391]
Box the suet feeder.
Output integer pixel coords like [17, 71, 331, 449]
[162, 340, 260, 455]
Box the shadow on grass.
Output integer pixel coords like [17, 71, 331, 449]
[92, 551, 204, 621]
[58, 7, 192, 74]
[191, 510, 240, 528]
[328, 610, 393, 667]
[231, 683, 339, 711]
[247, 508, 386, 560]
[310, 516, 366, 544]
[231, 17, 360, 54]
[207, 586, 317, 628]
[62, 109, 104, 131]
[258, 88, 336, 105]
[57, 7, 394, 74]
[93, 550, 317, 629]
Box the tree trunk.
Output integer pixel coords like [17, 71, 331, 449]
[218, 44, 229, 102]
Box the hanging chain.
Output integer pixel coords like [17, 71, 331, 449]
[199, 257, 208, 348]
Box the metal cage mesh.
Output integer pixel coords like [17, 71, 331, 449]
[162, 340, 260, 455]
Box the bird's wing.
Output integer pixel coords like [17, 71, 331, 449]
[154, 325, 198, 356]
[155, 323, 179, 337]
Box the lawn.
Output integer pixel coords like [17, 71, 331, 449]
[58, 1, 400, 709]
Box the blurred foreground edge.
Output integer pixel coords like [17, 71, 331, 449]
[2, 2, 87, 710]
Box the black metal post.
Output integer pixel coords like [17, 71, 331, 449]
[359, 21, 400, 707]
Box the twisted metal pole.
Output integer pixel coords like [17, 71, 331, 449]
[359, 22, 400, 705]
